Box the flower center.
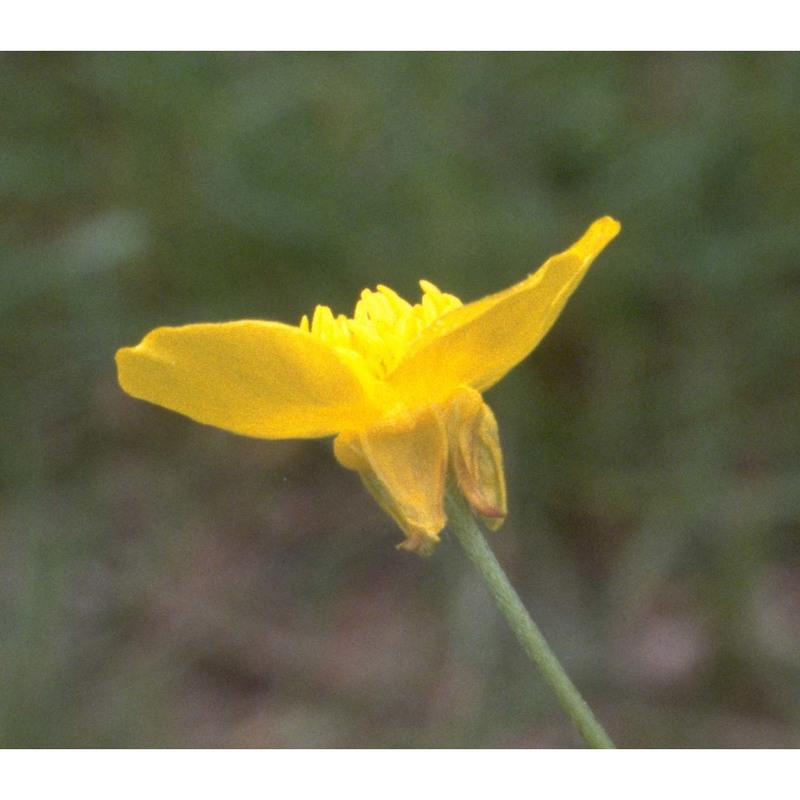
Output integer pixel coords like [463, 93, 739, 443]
[300, 281, 462, 379]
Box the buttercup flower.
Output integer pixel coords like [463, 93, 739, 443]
[116, 217, 620, 554]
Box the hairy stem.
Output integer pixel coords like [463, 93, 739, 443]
[445, 489, 615, 749]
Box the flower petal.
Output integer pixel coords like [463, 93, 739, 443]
[116, 321, 382, 438]
[388, 217, 620, 405]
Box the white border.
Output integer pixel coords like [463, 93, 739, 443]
[4, 1, 794, 50]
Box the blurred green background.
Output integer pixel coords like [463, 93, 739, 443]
[2, 52, 799, 748]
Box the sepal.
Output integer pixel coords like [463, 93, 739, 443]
[443, 387, 507, 531]
[333, 407, 448, 554]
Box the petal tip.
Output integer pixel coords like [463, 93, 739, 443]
[114, 345, 138, 393]
[566, 216, 620, 264]
[589, 215, 621, 246]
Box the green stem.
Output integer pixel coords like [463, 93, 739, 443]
[445, 488, 615, 749]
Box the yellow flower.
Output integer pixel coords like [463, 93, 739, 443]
[116, 217, 620, 554]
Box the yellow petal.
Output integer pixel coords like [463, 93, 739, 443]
[333, 407, 448, 554]
[444, 387, 507, 531]
[116, 321, 383, 438]
[388, 217, 621, 406]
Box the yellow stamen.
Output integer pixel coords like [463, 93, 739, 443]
[303, 280, 462, 380]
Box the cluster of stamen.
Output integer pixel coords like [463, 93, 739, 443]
[300, 280, 462, 378]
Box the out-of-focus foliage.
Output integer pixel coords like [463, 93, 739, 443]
[1, 52, 799, 747]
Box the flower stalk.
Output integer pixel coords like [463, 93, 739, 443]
[445, 488, 615, 749]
